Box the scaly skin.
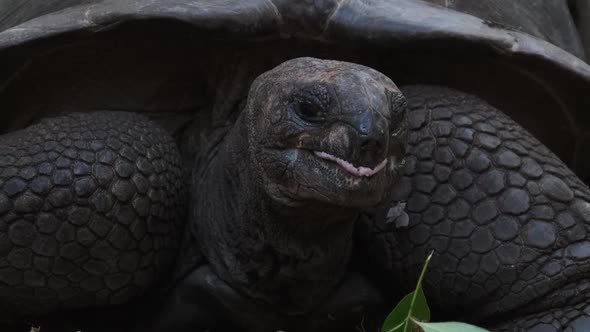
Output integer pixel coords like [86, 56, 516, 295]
[0, 112, 184, 320]
[359, 85, 590, 331]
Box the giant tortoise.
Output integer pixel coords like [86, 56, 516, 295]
[0, 0, 589, 331]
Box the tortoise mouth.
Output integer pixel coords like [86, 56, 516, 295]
[313, 151, 388, 177]
[259, 147, 394, 207]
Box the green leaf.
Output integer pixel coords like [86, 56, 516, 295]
[381, 287, 430, 332]
[414, 321, 491, 332]
[381, 252, 433, 332]
[380, 252, 490, 332]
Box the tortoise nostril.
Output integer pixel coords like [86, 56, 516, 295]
[360, 123, 369, 135]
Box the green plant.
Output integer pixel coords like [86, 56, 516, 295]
[380, 252, 490, 332]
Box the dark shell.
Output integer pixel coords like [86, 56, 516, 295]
[0, 0, 589, 180]
[420, 0, 585, 58]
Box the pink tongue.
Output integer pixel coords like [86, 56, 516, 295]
[313, 151, 387, 177]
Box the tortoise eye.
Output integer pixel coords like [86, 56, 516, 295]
[296, 102, 326, 122]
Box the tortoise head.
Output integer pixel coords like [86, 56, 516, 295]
[245, 57, 406, 208]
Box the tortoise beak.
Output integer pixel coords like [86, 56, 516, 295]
[341, 111, 389, 169]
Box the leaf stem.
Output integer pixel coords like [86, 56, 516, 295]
[403, 251, 434, 332]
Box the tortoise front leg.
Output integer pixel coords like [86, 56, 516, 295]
[492, 303, 590, 331]
[0, 111, 184, 323]
[359, 85, 590, 331]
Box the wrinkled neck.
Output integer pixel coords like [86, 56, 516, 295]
[192, 117, 358, 314]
